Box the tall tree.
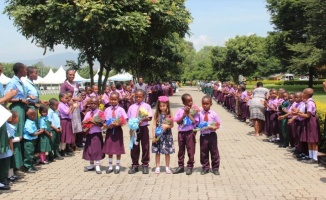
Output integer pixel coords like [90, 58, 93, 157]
[5, 0, 191, 91]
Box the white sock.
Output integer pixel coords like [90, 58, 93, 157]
[8, 168, 14, 177]
[60, 143, 66, 151]
[95, 161, 101, 171]
[0, 183, 4, 187]
[108, 158, 113, 169]
[313, 150, 318, 161]
[309, 150, 313, 158]
[116, 160, 120, 170]
[87, 164, 94, 169]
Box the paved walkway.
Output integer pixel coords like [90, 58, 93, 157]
[1, 86, 326, 200]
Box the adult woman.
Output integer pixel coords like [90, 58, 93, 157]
[24, 66, 48, 124]
[249, 82, 269, 136]
[60, 69, 83, 149]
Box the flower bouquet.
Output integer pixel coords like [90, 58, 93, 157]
[138, 107, 149, 120]
[98, 103, 105, 111]
[82, 110, 106, 134]
[128, 117, 140, 149]
[182, 105, 200, 127]
[105, 115, 127, 134]
[155, 116, 173, 141]
[193, 121, 220, 132]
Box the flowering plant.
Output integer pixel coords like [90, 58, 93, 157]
[82, 110, 105, 134]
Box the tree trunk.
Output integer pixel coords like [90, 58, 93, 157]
[102, 68, 110, 93]
[97, 63, 104, 92]
[87, 56, 94, 86]
[308, 66, 313, 88]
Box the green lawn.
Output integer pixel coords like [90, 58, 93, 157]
[40, 94, 59, 101]
[246, 84, 326, 103]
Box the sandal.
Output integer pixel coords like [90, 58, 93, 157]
[155, 167, 160, 174]
[166, 168, 172, 174]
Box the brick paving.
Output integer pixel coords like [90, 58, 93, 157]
[1, 86, 326, 200]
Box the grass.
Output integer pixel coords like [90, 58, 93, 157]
[41, 94, 59, 101]
[246, 84, 326, 103]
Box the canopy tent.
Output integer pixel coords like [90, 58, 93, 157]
[41, 68, 56, 84]
[75, 71, 89, 82]
[0, 73, 11, 85]
[51, 66, 67, 84]
[108, 72, 133, 81]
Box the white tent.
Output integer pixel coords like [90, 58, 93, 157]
[41, 69, 56, 84]
[0, 74, 11, 85]
[108, 72, 133, 81]
[51, 66, 67, 84]
[75, 71, 89, 82]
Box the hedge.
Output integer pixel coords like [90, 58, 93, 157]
[277, 80, 325, 85]
[316, 102, 326, 153]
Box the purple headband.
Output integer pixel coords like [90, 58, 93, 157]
[158, 96, 169, 102]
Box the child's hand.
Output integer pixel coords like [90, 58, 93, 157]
[184, 106, 190, 114]
[50, 133, 53, 137]
[129, 130, 133, 136]
[152, 137, 156, 143]
[161, 124, 169, 131]
[278, 116, 284, 120]
[18, 136, 22, 141]
[288, 119, 294, 124]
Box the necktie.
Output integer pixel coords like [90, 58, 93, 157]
[90, 111, 95, 118]
[204, 111, 209, 122]
[136, 103, 141, 117]
[112, 107, 116, 118]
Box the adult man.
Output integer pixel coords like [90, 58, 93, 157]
[134, 77, 148, 100]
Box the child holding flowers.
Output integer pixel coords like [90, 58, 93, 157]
[103, 92, 127, 174]
[151, 96, 174, 174]
[127, 89, 153, 174]
[82, 97, 105, 174]
[196, 96, 221, 175]
[173, 93, 199, 175]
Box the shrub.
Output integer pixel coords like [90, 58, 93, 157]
[316, 101, 326, 153]
[280, 80, 324, 85]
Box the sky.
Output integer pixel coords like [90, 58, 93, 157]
[0, 0, 273, 62]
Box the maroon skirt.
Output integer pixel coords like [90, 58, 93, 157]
[102, 127, 125, 155]
[60, 118, 74, 144]
[83, 132, 104, 160]
[264, 111, 278, 136]
[301, 115, 320, 143]
[240, 102, 249, 119]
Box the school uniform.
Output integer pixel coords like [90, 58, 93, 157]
[24, 78, 41, 123]
[4, 76, 26, 169]
[103, 106, 128, 155]
[48, 108, 61, 157]
[122, 91, 132, 112]
[38, 116, 52, 153]
[278, 100, 290, 146]
[23, 119, 38, 170]
[265, 98, 278, 136]
[240, 91, 248, 120]
[102, 93, 110, 107]
[82, 109, 104, 161]
[286, 102, 296, 147]
[58, 102, 74, 144]
[174, 108, 199, 169]
[294, 102, 306, 153]
[127, 102, 153, 168]
[198, 110, 221, 170]
[0, 123, 12, 185]
[301, 99, 320, 143]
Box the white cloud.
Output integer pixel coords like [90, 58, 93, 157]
[186, 34, 213, 51]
